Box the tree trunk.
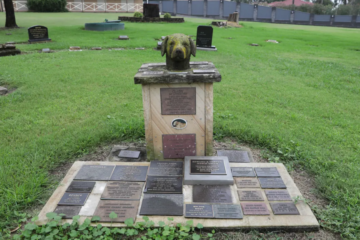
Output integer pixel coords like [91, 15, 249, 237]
[4, 0, 18, 28]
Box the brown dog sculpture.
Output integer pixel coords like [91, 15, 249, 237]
[161, 33, 196, 71]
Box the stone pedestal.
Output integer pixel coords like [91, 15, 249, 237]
[134, 62, 221, 160]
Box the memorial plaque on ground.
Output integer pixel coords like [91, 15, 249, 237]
[101, 182, 144, 200]
[162, 134, 196, 159]
[193, 70, 215, 74]
[118, 150, 141, 159]
[66, 181, 95, 193]
[54, 206, 81, 219]
[196, 26, 213, 48]
[265, 190, 292, 201]
[28, 25, 51, 43]
[139, 194, 183, 216]
[110, 166, 148, 181]
[160, 88, 196, 115]
[231, 167, 255, 177]
[119, 35, 129, 40]
[190, 160, 226, 175]
[254, 167, 280, 177]
[144, 176, 182, 193]
[58, 193, 89, 206]
[237, 190, 264, 201]
[213, 204, 243, 219]
[241, 203, 270, 215]
[258, 178, 286, 189]
[270, 202, 300, 215]
[148, 161, 183, 176]
[193, 185, 232, 203]
[185, 204, 214, 218]
[235, 178, 260, 188]
[217, 150, 251, 163]
[74, 165, 114, 181]
[94, 200, 139, 222]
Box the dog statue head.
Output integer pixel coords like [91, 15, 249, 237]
[161, 33, 196, 71]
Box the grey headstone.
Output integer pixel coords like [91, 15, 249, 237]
[213, 204, 243, 219]
[66, 181, 95, 193]
[140, 194, 183, 216]
[74, 165, 115, 181]
[237, 190, 264, 201]
[231, 167, 255, 177]
[258, 178, 286, 189]
[148, 161, 183, 176]
[255, 167, 280, 177]
[110, 166, 148, 181]
[270, 202, 300, 215]
[53, 206, 81, 219]
[144, 176, 183, 193]
[265, 190, 292, 201]
[217, 150, 251, 163]
[58, 192, 89, 206]
[118, 150, 141, 159]
[193, 185, 232, 203]
[185, 204, 213, 218]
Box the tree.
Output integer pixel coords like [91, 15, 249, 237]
[4, 0, 18, 28]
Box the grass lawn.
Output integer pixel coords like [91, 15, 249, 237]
[1, 12, 360, 238]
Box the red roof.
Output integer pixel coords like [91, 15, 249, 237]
[268, 0, 313, 7]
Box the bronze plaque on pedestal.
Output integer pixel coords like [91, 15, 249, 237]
[162, 134, 196, 159]
[160, 87, 196, 115]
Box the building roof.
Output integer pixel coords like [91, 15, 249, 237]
[268, 0, 313, 7]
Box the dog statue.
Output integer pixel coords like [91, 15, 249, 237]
[161, 33, 196, 71]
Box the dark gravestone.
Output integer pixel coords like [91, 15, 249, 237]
[213, 204, 243, 219]
[140, 194, 183, 216]
[193, 185, 232, 203]
[217, 150, 251, 163]
[237, 190, 264, 201]
[110, 166, 148, 181]
[160, 88, 196, 115]
[74, 165, 115, 181]
[28, 25, 51, 43]
[241, 203, 270, 215]
[162, 134, 196, 159]
[270, 202, 300, 215]
[101, 182, 144, 200]
[196, 26, 213, 48]
[258, 178, 286, 189]
[94, 200, 139, 222]
[235, 178, 260, 188]
[265, 190, 292, 201]
[58, 193, 89, 206]
[53, 206, 81, 219]
[148, 161, 183, 176]
[254, 167, 280, 177]
[185, 204, 214, 218]
[143, 4, 160, 18]
[231, 167, 256, 177]
[144, 176, 183, 193]
[190, 160, 226, 175]
[118, 150, 141, 159]
[66, 181, 95, 193]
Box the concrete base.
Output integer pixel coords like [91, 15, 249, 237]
[197, 46, 217, 51]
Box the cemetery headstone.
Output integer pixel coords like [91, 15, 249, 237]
[74, 165, 115, 181]
[241, 203, 270, 215]
[139, 194, 183, 216]
[254, 167, 280, 177]
[110, 165, 148, 181]
[42, 48, 51, 53]
[148, 161, 183, 176]
[231, 167, 256, 177]
[119, 35, 129, 40]
[258, 178, 286, 189]
[213, 204, 243, 219]
[101, 182, 144, 200]
[54, 206, 81, 219]
[66, 181, 95, 193]
[144, 176, 183, 193]
[143, 3, 160, 18]
[217, 150, 251, 163]
[94, 200, 139, 222]
[190, 159, 226, 175]
[118, 150, 141, 159]
[270, 202, 300, 215]
[58, 193, 89, 206]
[185, 204, 214, 218]
[237, 190, 264, 201]
[235, 178, 260, 188]
[193, 185, 232, 203]
[265, 190, 292, 201]
[28, 25, 51, 43]
[196, 26, 216, 50]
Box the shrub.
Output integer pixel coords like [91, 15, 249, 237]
[336, 4, 360, 15]
[27, 0, 67, 12]
[133, 12, 143, 18]
[164, 13, 172, 19]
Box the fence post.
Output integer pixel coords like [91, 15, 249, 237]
[290, 10, 294, 23]
[309, 13, 314, 25]
[219, 0, 223, 19]
[253, 4, 258, 21]
[173, 0, 177, 16]
[271, 7, 276, 23]
[159, 1, 162, 14]
[188, 0, 191, 16]
[330, 14, 334, 26]
[203, 0, 207, 18]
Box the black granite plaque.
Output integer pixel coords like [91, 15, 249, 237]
[118, 150, 141, 159]
[110, 166, 148, 181]
[193, 185, 232, 203]
[53, 206, 81, 219]
[255, 167, 280, 177]
[270, 202, 300, 215]
[66, 181, 95, 193]
[217, 150, 251, 163]
[265, 190, 292, 201]
[213, 204, 243, 219]
[28, 25, 51, 43]
[258, 178, 286, 189]
[190, 160, 226, 175]
[58, 193, 89, 206]
[237, 190, 264, 201]
[148, 161, 183, 176]
[74, 165, 114, 181]
[196, 26, 213, 48]
[144, 176, 183, 193]
[101, 182, 144, 200]
[162, 134, 196, 159]
[231, 167, 255, 177]
[160, 88, 196, 115]
[185, 204, 213, 218]
[94, 200, 139, 222]
[139, 194, 183, 216]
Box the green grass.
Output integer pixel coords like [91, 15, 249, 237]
[1, 12, 360, 238]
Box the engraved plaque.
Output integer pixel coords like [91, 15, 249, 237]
[241, 203, 270, 215]
[148, 161, 183, 176]
[101, 182, 144, 200]
[213, 204, 243, 219]
[143, 71, 164, 75]
[237, 190, 264, 201]
[160, 87, 196, 115]
[235, 178, 260, 188]
[139, 194, 183, 216]
[110, 166, 148, 181]
[28, 25, 50, 42]
[74, 165, 115, 181]
[193, 69, 215, 74]
[217, 150, 251, 163]
[270, 202, 300, 215]
[66, 181, 95, 193]
[190, 160, 226, 175]
[231, 167, 255, 177]
[54, 206, 81, 219]
[265, 190, 292, 201]
[58, 193, 89, 206]
[258, 178, 286, 189]
[255, 167, 280, 177]
[144, 176, 183, 193]
[162, 134, 196, 159]
[190, 61, 209, 65]
[193, 185, 232, 203]
[94, 200, 139, 222]
[118, 150, 141, 159]
[185, 204, 213, 218]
